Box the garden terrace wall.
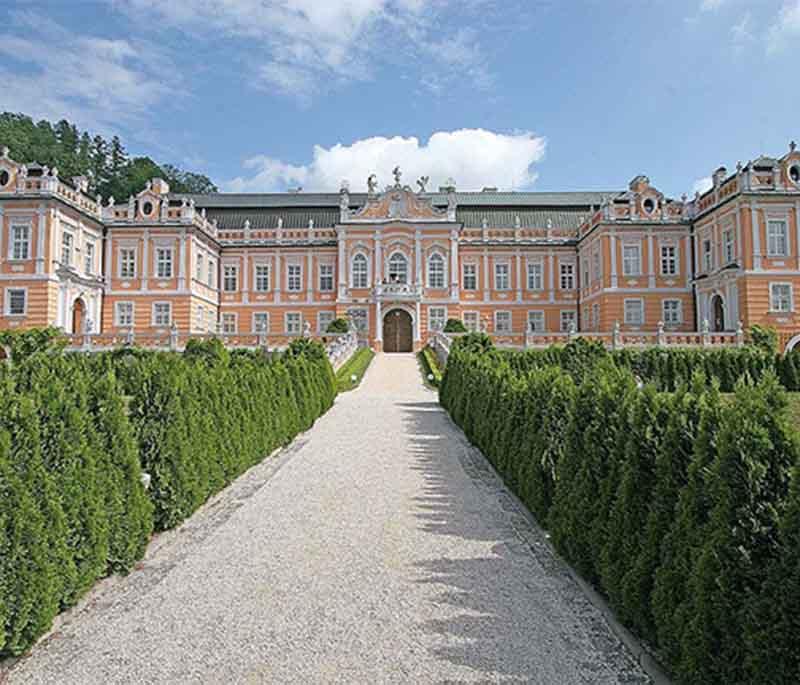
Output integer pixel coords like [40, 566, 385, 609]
[439, 333, 800, 683]
[0, 332, 336, 658]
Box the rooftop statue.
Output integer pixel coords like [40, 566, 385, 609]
[367, 174, 378, 194]
[392, 166, 402, 186]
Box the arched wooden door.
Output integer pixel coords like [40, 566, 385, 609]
[72, 299, 86, 334]
[383, 309, 413, 353]
[711, 295, 725, 332]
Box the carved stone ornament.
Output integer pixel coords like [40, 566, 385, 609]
[348, 185, 450, 222]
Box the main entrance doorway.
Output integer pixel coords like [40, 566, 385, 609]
[383, 309, 413, 353]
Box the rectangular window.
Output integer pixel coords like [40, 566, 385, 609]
[10, 224, 30, 260]
[318, 311, 334, 333]
[287, 264, 302, 292]
[526, 262, 543, 290]
[61, 232, 74, 266]
[660, 245, 677, 275]
[723, 229, 735, 264]
[622, 244, 641, 276]
[559, 263, 575, 290]
[255, 264, 271, 292]
[463, 311, 479, 332]
[115, 302, 134, 327]
[120, 248, 136, 278]
[319, 263, 334, 292]
[427, 255, 445, 288]
[662, 299, 682, 325]
[582, 257, 589, 287]
[702, 239, 713, 272]
[222, 312, 237, 334]
[495, 311, 512, 333]
[463, 263, 477, 290]
[768, 220, 789, 257]
[770, 283, 793, 312]
[527, 310, 545, 332]
[156, 247, 173, 279]
[253, 312, 269, 334]
[85, 242, 95, 274]
[207, 260, 215, 288]
[196, 306, 204, 331]
[5, 288, 26, 315]
[285, 312, 302, 334]
[592, 303, 600, 329]
[560, 310, 576, 332]
[347, 308, 368, 333]
[593, 250, 601, 281]
[152, 302, 171, 326]
[223, 265, 238, 292]
[195, 253, 203, 282]
[428, 307, 446, 331]
[494, 263, 510, 290]
[624, 299, 644, 325]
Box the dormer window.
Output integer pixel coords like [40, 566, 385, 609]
[142, 201, 154, 216]
[790, 163, 800, 186]
[0, 169, 9, 187]
[642, 197, 656, 215]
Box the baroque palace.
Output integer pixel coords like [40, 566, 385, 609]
[1, 143, 800, 352]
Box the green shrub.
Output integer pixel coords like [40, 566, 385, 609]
[747, 324, 779, 355]
[443, 318, 467, 333]
[419, 346, 443, 386]
[326, 318, 350, 334]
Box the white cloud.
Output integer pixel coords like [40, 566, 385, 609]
[731, 12, 754, 50]
[0, 11, 171, 133]
[700, 0, 726, 11]
[767, 0, 800, 54]
[224, 129, 546, 193]
[692, 176, 713, 195]
[116, 0, 492, 101]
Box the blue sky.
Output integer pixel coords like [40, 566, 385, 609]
[0, 0, 798, 198]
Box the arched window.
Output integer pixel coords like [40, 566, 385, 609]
[351, 253, 368, 288]
[427, 252, 445, 288]
[388, 252, 408, 284]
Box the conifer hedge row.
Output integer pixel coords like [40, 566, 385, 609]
[0, 334, 336, 657]
[504, 336, 800, 392]
[440, 333, 800, 683]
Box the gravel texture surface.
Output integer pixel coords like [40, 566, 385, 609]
[7, 352, 649, 685]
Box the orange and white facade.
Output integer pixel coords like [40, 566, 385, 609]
[2, 143, 800, 351]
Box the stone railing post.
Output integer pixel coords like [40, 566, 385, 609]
[656, 320, 665, 346]
[701, 318, 711, 347]
[125, 326, 135, 346]
[169, 323, 179, 351]
[611, 320, 621, 350]
[736, 320, 745, 347]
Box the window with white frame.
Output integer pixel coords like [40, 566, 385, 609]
[582, 257, 589, 287]
[10, 224, 30, 260]
[222, 312, 237, 334]
[152, 302, 171, 326]
[115, 302, 134, 327]
[196, 306, 204, 330]
[156, 247, 173, 279]
[287, 264, 302, 291]
[223, 265, 238, 292]
[624, 299, 644, 325]
[527, 310, 545, 332]
[206, 309, 214, 332]
[427, 253, 445, 288]
[527, 262, 543, 290]
[662, 299, 682, 325]
[347, 307, 368, 332]
[387, 252, 408, 284]
[768, 220, 789, 257]
[723, 229, 735, 264]
[770, 283, 793, 312]
[253, 312, 269, 334]
[622, 244, 641, 276]
[285, 312, 302, 334]
[85, 241, 95, 275]
[5, 288, 26, 315]
[463, 311, 479, 332]
[463, 263, 477, 290]
[351, 253, 368, 288]
[120, 248, 136, 278]
[428, 307, 446, 331]
[255, 264, 270, 291]
[319, 263, 334, 291]
[593, 250, 601, 281]
[494, 262, 510, 290]
[318, 310, 334, 333]
[195, 253, 203, 281]
[560, 263, 575, 290]
[494, 310, 512, 332]
[702, 239, 712, 272]
[560, 310, 576, 332]
[592, 303, 600, 329]
[207, 260, 215, 288]
[660, 245, 677, 275]
[61, 232, 74, 266]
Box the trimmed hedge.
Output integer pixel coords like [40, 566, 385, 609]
[504, 336, 800, 392]
[335, 346, 374, 392]
[418, 346, 443, 386]
[440, 334, 800, 683]
[0, 335, 336, 657]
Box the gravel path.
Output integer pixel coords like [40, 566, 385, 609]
[7, 353, 649, 685]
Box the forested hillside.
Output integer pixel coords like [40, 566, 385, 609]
[0, 113, 217, 200]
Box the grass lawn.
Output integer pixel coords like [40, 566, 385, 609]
[418, 345, 444, 388]
[336, 347, 375, 392]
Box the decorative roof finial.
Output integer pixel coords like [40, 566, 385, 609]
[392, 165, 402, 187]
[791, 140, 797, 153]
[416, 175, 429, 193]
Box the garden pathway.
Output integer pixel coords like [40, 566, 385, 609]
[8, 353, 648, 685]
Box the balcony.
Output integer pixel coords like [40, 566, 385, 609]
[373, 282, 422, 301]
